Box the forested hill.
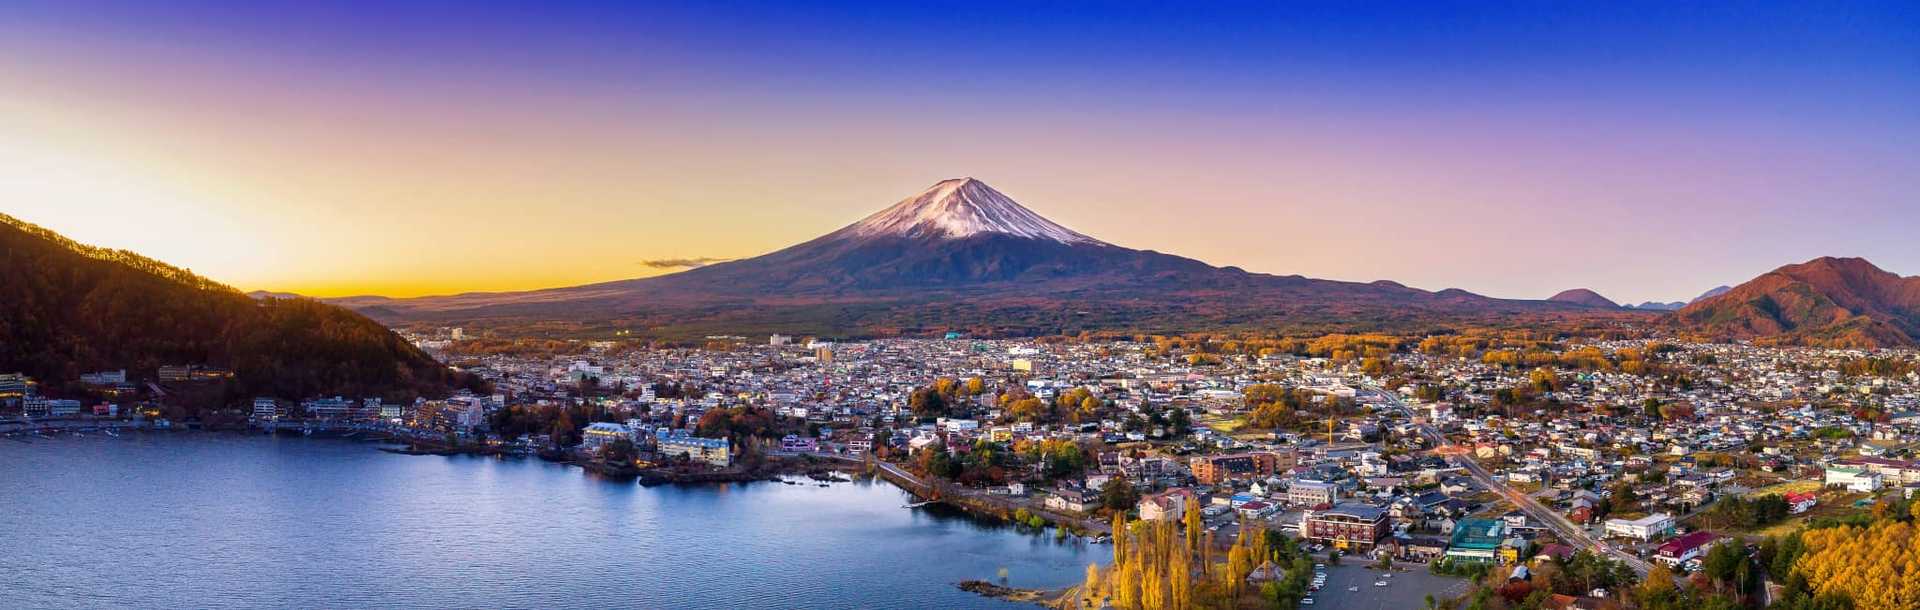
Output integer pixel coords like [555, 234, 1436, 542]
[0, 213, 473, 402]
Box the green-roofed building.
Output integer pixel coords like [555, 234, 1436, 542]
[1445, 518, 1507, 563]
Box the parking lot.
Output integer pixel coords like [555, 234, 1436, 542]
[1300, 562, 1472, 609]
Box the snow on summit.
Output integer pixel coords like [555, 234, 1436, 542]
[838, 178, 1103, 245]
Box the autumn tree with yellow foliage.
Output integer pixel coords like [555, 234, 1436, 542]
[1788, 519, 1920, 610]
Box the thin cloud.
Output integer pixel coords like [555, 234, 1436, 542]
[638, 257, 729, 269]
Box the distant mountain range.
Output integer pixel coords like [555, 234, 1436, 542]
[1625, 301, 1685, 311]
[1622, 286, 1733, 311]
[13, 179, 1905, 352]
[1548, 289, 1619, 308]
[1546, 284, 1741, 311]
[333, 178, 1627, 337]
[1693, 285, 1733, 303]
[1672, 257, 1920, 348]
[0, 213, 471, 401]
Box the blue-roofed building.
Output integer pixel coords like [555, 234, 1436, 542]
[657, 429, 732, 467]
[1446, 518, 1508, 563]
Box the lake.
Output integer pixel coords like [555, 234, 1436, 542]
[0, 432, 1094, 609]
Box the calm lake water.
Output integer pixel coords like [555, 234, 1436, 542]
[0, 432, 1093, 609]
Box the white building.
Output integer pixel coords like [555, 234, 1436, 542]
[1603, 513, 1676, 541]
[80, 370, 127, 386]
[1824, 466, 1882, 492]
[582, 422, 632, 452]
[1288, 480, 1340, 507]
[252, 398, 279, 420]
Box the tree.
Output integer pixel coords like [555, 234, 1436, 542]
[1079, 395, 1102, 413]
[601, 437, 636, 464]
[909, 386, 949, 420]
[550, 409, 578, 447]
[1008, 397, 1048, 422]
[1786, 518, 1920, 610]
[1102, 478, 1140, 511]
[1638, 564, 1678, 606]
[1167, 407, 1191, 436]
[1083, 563, 1101, 602]
[1169, 546, 1192, 610]
[1224, 545, 1251, 598]
[1702, 542, 1744, 589]
[1183, 501, 1202, 553]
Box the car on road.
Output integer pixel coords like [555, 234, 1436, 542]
[1346, 586, 1359, 592]
[1374, 581, 1388, 587]
[1300, 598, 1314, 605]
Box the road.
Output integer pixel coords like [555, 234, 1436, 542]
[1365, 386, 1655, 577]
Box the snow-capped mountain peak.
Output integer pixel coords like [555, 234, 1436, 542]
[838, 178, 1103, 245]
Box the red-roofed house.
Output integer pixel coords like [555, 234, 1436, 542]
[1785, 491, 1817, 515]
[1654, 531, 1719, 566]
[1533, 543, 1576, 564]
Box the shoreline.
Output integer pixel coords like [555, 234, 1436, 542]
[3, 427, 1097, 609]
[6, 427, 1096, 543]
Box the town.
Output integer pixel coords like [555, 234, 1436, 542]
[8, 330, 1919, 610]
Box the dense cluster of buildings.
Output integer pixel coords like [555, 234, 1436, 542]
[9, 330, 1919, 577]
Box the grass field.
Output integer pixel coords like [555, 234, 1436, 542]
[1739, 488, 1868, 539]
[1201, 416, 1279, 441]
[1747, 480, 1821, 498]
[1204, 417, 1245, 434]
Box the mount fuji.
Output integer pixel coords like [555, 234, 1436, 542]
[842, 177, 1100, 244]
[334, 178, 1623, 336]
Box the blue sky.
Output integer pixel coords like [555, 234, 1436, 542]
[2, 1, 1915, 300]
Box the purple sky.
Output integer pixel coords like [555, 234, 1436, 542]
[2, 1, 1915, 301]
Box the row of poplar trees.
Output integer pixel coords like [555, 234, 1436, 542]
[1082, 501, 1279, 609]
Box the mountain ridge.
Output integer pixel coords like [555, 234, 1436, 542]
[1670, 257, 1920, 347]
[334, 178, 1640, 337]
[0, 213, 473, 402]
[1548, 288, 1620, 308]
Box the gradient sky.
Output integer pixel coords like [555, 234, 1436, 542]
[3, 1, 1915, 303]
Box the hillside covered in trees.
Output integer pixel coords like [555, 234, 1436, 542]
[1672, 256, 1920, 348]
[0, 213, 474, 403]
